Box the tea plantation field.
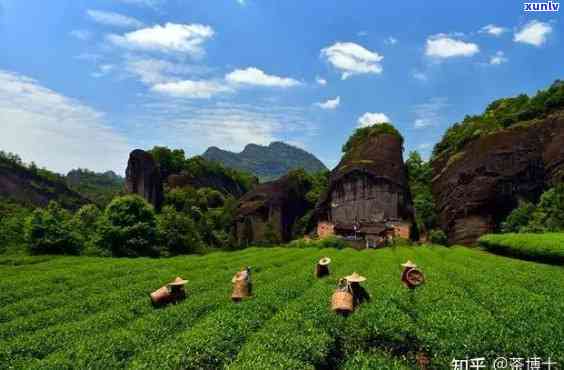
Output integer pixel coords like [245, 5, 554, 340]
[0, 246, 563, 369]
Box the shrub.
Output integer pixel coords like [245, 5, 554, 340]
[525, 184, 564, 232]
[0, 200, 31, 254]
[96, 195, 158, 257]
[501, 201, 535, 233]
[157, 206, 204, 255]
[24, 201, 82, 255]
[429, 229, 448, 245]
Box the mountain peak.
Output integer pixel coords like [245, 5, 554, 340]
[202, 141, 327, 182]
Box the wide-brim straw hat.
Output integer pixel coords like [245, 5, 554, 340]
[345, 272, 366, 283]
[319, 257, 332, 266]
[401, 260, 417, 269]
[168, 276, 188, 286]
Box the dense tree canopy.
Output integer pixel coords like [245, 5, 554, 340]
[433, 80, 564, 160]
[342, 123, 403, 154]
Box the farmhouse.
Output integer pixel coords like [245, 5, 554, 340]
[315, 125, 415, 247]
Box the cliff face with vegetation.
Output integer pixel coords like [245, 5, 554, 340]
[315, 124, 415, 236]
[234, 170, 312, 244]
[203, 141, 327, 182]
[432, 81, 564, 244]
[0, 153, 88, 210]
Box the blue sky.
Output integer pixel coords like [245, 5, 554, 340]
[0, 0, 561, 174]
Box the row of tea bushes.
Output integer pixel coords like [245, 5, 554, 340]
[2, 246, 564, 368]
[128, 249, 332, 369]
[228, 248, 372, 369]
[0, 248, 267, 339]
[478, 233, 564, 264]
[0, 248, 312, 369]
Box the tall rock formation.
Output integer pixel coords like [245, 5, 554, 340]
[125, 149, 163, 210]
[432, 110, 564, 244]
[315, 125, 415, 244]
[234, 173, 312, 244]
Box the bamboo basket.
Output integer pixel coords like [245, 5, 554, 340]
[401, 268, 425, 289]
[331, 279, 353, 313]
[231, 279, 250, 301]
[315, 263, 330, 278]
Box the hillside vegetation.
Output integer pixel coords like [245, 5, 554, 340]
[0, 151, 87, 210]
[433, 79, 564, 160]
[1, 245, 562, 369]
[203, 142, 327, 182]
[66, 169, 124, 207]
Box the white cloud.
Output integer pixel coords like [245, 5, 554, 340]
[87, 9, 144, 29]
[108, 23, 215, 57]
[514, 20, 552, 46]
[412, 70, 428, 81]
[413, 97, 448, 129]
[225, 67, 301, 88]
[480, 24, 507, 37]
[316, 76, 327, 86]
[489, 51, 508, 65]
[125, 57, 213, 85]
[0, 70, 130, 174]
[385, 36, 398, 45]
[357, 112, 390, 127]
[321, 42, 383, 79]
[116, 0, 163, 9]
[151, 80, 233, 99]
[91, 64, 115, 78]
[315, 96, 340, 110]
[425, 34, 480, 58]
[125, 100, 318, 154]
[70, 30, 92, 41]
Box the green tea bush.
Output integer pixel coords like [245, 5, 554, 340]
[478, 233, 564, 264]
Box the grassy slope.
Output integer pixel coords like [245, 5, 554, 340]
[479, 233, 564, 265]
[0, 246, 563, 369]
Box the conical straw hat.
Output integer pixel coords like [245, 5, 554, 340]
[344, 272, 366, 283]
[401, 260, 417, 269]
[319, 257, 332, 266]
[168, 276, 188, 286]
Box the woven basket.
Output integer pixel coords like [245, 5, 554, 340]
[331, 279, 353, 312]
[406, 268, 425, 287]
[315, 264, 330, 278]
[231, 280, 250, 300]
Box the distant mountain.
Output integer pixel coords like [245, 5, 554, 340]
[66, 169, 125, 207]
[202, 142, 328, 182]
[0, 154, 88, 210]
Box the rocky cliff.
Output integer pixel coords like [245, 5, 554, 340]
[203, 142, 327, 182]
[234, 172, 312, 244]
[0, 158, 88, 210]
[125, 150, 164, 210]
[432, 110, 564, 244]
[315, 124, 415, 238]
